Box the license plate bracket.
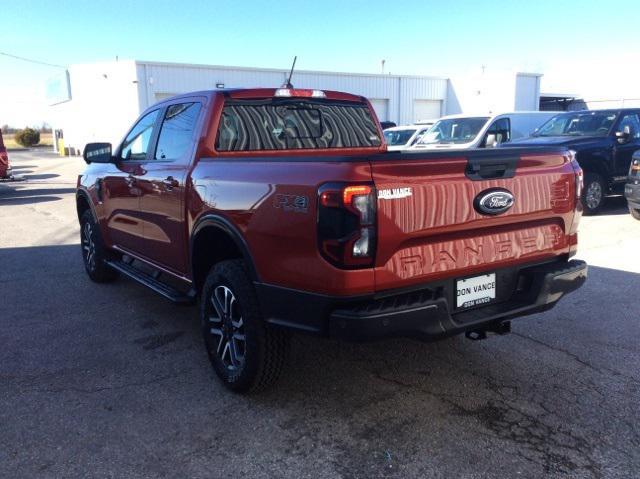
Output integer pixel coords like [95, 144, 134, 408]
[456, 273, 496, 309]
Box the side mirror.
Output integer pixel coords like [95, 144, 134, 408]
[484, 133, 497, 148]
[615, 125, 631, 143]
[83, 143, 114, 164]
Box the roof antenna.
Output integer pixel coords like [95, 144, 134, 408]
[282, 56, 297, 88]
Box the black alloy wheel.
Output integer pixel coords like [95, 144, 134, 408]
[200, 260, 288, 393]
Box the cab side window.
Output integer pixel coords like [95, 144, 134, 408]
[155, 102, 202, 160]
[484, 118, 511, 147]
[120, 110, 159, 160]
[617, 113, 640, 140]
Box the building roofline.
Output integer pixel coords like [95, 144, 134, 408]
[134, 59, 449, 81]
[541, 92, 581, 98]
[515, 72, 544, 77]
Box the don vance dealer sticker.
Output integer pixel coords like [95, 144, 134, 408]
[456, 273, 496, 308]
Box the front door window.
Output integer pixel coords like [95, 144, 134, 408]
[120, 110, 159, 160]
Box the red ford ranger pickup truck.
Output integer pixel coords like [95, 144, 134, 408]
[77, 88, 587, 392]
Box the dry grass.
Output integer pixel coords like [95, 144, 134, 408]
[3, 132, 53, 149]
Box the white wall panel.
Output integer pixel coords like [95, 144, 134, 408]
[447, 71, 541, 115]
[137, 61, 449, 125]
[57, 61, 551, 153]
[413, 100, 442, 122]
[50, 60, 139, 153]
[369, 99, 389, 121]
[514, 74, 541, 111]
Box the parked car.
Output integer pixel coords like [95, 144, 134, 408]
[77, 88, 587, 392]
[507, 109, 640, 214]
[0, 130, 12, 179]
[410, 112, 555, 150]
[383, 124, 433, 150]
[625, 151, 640, 220]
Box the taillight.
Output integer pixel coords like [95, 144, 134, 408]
[318, 182, 376, 268]
[568, 150, 583, 199]
[0, 151, 8, 166]
[631, 158, 640, 176]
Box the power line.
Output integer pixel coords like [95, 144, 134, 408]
[0, 51, 66, 69]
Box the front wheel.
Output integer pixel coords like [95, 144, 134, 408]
[80, 210, 118, 283]
[630, 206, 640, 220]
[200, 260, 289, 393]
[581, 172, 606, 215]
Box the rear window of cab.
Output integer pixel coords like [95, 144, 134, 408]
[215, 98, 381, 151]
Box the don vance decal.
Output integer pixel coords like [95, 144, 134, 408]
[378, 187, 413, 200]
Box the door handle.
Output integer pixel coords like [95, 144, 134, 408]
[162, 176, 179, 190]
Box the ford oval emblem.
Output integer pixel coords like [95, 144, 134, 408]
[474, 188, 515, 215]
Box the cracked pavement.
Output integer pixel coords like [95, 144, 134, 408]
[1, 150, 639, 478]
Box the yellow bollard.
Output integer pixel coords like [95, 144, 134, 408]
[58, 138, 66, 156]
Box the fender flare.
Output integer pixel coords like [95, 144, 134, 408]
[190, 214, 260, 282]
[76, 188, 98, 222]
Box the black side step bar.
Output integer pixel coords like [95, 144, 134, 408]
[106, 260, 196, 305]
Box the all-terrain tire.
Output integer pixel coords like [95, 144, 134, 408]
[80, 210, 118, 283]
[630, 206, 640, 220]
[200, 259, 289, 393]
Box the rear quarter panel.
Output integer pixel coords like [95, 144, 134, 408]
[189, 158, 376, 296]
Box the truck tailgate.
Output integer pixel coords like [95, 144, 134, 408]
[371, 148, 580, 292]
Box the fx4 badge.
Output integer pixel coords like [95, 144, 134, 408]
[274, 194, 309, 213]
[378, 187, 413, 200]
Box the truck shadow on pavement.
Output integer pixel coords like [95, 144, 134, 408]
[7, 164, 37, 175]
[598, 195, 630, 215]
[0, 183, 74, 206]
[20, 173, 61, 181]
[1, 243, 638, 478]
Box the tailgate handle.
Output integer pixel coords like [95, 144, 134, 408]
[465, 156, 518, 180]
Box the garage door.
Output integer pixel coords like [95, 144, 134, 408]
[413, 100, 442, 123]
[369, 99, 389, 122]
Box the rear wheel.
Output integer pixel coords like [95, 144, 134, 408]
[80, 210, 118, 283]
[630, 206, 640, 220]
[200, 260, 289, 393]
[581, 172, 606, 215]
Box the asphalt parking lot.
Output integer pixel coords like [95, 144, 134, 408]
[1, 150, 639, 478]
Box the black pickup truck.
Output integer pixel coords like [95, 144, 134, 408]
[508, 109, 640, 214]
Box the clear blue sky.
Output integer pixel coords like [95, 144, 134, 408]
[2, 0, 639, 125]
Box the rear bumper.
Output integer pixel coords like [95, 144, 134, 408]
[256, 258, 588, 341]
[625, 182, 640, 208]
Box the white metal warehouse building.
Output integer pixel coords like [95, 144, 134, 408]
[49, 60, 543, 154]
